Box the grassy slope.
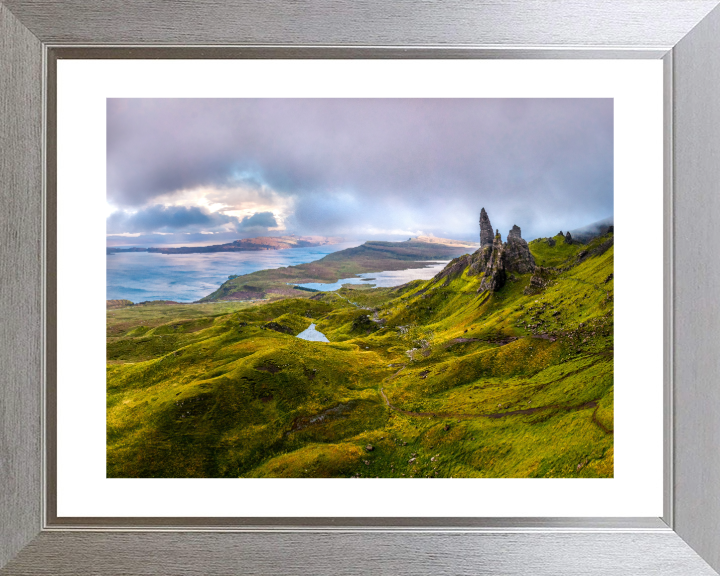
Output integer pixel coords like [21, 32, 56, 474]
[107, 232, 613, 478]
[200, 239, 476, 302]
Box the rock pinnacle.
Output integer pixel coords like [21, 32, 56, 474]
[479, 208, 494, 248]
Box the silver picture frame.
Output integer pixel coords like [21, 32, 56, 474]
[2, 1, 720, 573]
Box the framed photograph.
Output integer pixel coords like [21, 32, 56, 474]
[2, 1, 720, 574]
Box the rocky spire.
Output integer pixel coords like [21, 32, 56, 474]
[503, 224, 535, 274]
[479, 208, 494, 249]
[471, 210, 536, 292]
[564, 231, 573, 245]
[508, 224, 522, 240]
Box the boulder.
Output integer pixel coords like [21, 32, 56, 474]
[524, 267, 555, 295]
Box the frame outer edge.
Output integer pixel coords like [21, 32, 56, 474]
[0, 2, 43, 570]
[1, 0, 719, 47]
[671, 3, 720, 573]
[1, 531, 719, 576]
[1, 0, 719, 574]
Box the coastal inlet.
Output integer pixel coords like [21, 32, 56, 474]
[107, 242, 361, 303]
[291, 261, 450, 292]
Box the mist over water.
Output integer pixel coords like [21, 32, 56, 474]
[107, 242, 362, 303]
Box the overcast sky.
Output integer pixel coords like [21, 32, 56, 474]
[106, 98, 613, 246]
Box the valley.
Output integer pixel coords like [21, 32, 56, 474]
[106, 227, 614, 478]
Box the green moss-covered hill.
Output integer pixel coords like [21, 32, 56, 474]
[107, 231, 614, 478]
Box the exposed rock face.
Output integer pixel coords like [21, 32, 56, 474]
[503, 226, 536, 274]
[479, 208, 494, 248]
[436, 209, 536, 293]
[546, 237, 556, 247]
[437, 254, 473, 283]
[564, 231, 573, 245]
[524, 267, 554, 295]
[575, 235, 613, 266]
[478, 233, 506, 292]
[475, 219, 536, 292]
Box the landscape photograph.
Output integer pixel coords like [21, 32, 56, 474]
[106, 98, 614, 479]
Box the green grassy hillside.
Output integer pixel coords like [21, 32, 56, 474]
[107, 231, 613, 478]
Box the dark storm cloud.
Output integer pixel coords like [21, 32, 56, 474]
[237, 211, 278, 231]
[106, 205, 237, 234]
[107, 98, 613, 240]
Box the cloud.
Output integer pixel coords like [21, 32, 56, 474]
[106, 205, 237, 234]
[107, 98, 613, 240]
[106, 230, 241, 247]
[236, 211, 278, 233]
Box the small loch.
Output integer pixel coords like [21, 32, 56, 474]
[296, 323, 329, 343]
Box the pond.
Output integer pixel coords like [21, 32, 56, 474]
[296, 323, 329, 343]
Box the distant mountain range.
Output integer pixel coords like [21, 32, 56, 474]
[107, 235, 345, 255]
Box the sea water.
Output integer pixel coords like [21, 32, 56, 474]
[106, 242, 362, 303]
[107, 242, 450, 303]
[293, 261, 449, 292]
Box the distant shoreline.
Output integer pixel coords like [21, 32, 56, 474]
[106, 235, 344, 255]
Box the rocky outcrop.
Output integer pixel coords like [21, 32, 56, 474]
[524, 267, 555, 295]
[575, 235, 613, 266]
[437, 254, 473, 284]
[477, 231, 506, 292]
[546, 237, 556, 247]
[564, 231, 573, 245]
[475, 223, 536, 293]
[435, 210, 536, 293]
[479, 208, 494, 248]
[503, 225, 536, 274]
